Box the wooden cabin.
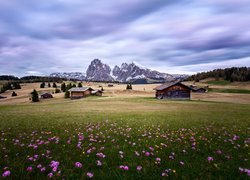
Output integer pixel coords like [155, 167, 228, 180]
[190, 86, 207, 93]
[154, 82, 191, 100]
[91, 90, 103, 96]
[68, 87, 93, 99]
[40, 93, 53, 99]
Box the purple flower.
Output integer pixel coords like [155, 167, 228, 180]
[97, 160, 102, 166]
[2, 170, 11, 177]
[87, 172, 94, 178]
[41, 167, 46, 172]
[180, 161, 185, 166]
[145, 152, 150, 156]
[137, 166, 142, 171]
[119, 165, 129, 171]
[207, 156, 214, 162]
[27, 166, 33, 172]
[48, 173, 53, 178]
[75, 162, 82, 168]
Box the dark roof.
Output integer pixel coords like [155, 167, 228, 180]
[68, 87, 93, 92]
[40, 92, 52, 96]
[91, 90, 103, 94]
[153, 82, 192, 91]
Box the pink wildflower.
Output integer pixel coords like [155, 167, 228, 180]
[48, 173, 53, 178]
[75, 162, 82, 168]
[2, 170, 11, 177]
[27, 166, 33, 172]
[207, 156, 214, 162]
[87, 172, 94, 178]
[137, 166, 142, 171]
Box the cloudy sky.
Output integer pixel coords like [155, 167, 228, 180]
[0, 0, 250, 76]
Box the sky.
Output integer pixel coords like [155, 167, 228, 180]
[0, 0, 250, 76]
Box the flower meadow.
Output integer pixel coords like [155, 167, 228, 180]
[0, 120, 249, 179]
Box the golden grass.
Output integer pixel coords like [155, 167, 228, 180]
[0, 82, 250, 105]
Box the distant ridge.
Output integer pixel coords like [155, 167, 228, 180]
[49, 59, 188, 83]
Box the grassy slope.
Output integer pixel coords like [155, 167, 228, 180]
[206, 80, 231, 85]
[0, 97, 249, 179]
[209, 88, 250, 94]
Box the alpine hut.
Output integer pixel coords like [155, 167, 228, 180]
[153, 82, 192, 100]
[68, 87, 93, 99]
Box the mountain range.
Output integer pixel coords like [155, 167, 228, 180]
[50, 59, 187, 83]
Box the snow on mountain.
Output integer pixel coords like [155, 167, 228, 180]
[50, 72, 86, 80]
[50, 59, 188, 83]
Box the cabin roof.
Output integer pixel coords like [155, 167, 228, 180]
[91, 90, 103, 94]
[40, 92, 52, 96]
[153, 82, 192, 91]
[68, 87, 93, 92]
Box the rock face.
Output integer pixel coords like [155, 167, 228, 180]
[112, 62, 174, 82]
[50, 72, 86, 80]
[50, 59, 186, 83]
[86, 59, 114, 81]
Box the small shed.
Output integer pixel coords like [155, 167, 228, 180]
[91, 90, 103, 96]
[195, 88, 207, 93]
[190, 86, 207, 93]
[154, 82, 191, 100]
[68, 87, 93, 99]
[40, 93, 53, 99]
[108, 84, 114, 87]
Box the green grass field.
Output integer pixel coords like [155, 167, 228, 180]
[209, 88, 250, 94]
[206, 80, 231, 85]
[0, 97, 249, 179]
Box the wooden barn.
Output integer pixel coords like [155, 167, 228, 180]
[190, 86, 207, 93]
[154, 82, 192, 100]
[68, 87, 93, 99]
[91, 90, 103, 96]
[40, 93, 53, 99]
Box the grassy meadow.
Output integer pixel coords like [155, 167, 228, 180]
[0, 96, 250, 179]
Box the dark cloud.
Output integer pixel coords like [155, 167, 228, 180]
[0, 0, 250, 75]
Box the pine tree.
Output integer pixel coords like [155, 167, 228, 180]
[13, 82, 21, 89]
[78, 82, 82, 87]
[128, 84, 132, 90]
[126, 84, 130, 90]
[66, 83, 72, 90]
[64, 90, 70, 98]
[31, 89, 39, 102]
[101, 87, 104, 91]
[11, 91, 17, 97]
[48, 83, 51, 87]
[53, 82, 57, 88]
[61, 83, 66, 92]
[72, 84, 76, 87]
[40, 82, 45, 88]
[55, 88, 60, 93]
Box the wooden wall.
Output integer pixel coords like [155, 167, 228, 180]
[155, 84, 190, 100]
[70, 90, 91, 98]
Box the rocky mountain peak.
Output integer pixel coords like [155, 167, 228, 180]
[86, 59, 113, 81]
[50, 59, 185, 83]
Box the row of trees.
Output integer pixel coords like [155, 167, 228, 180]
[126, 84, 133, 90]
[0, 82, 21, 93]
[40, 82, 57, 88]
[186, 67, 250, 82]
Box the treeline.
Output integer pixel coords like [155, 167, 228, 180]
[0, 75, 19, 81]
[0, 75, 66, 83]
[0, 82, 21, 93]
[186, 67, 250, 82]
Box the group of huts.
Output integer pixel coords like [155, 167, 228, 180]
[40, 87, 103, 99]
[40, 81, 206, 100]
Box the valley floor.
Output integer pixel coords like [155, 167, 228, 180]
[0, 95, 249, 179]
